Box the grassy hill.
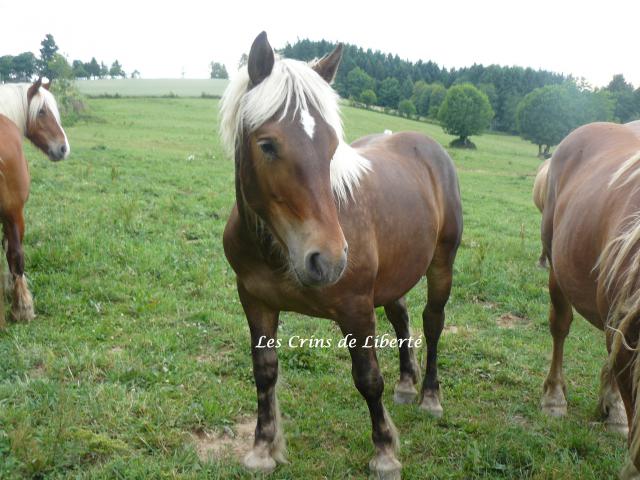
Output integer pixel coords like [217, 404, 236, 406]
[0, 98, 625, 478]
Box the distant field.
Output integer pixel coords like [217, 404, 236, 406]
[75, 78, 229, 97]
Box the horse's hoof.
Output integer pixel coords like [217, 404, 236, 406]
[620, 460, 640, 480]
[394, 380, 417, 404]
[541, 402, 567, 417]
[11, 304, 35, 323]
[419, 390, 443, 418]
[243, 447, 277, 473]
[369, 453, 401, 480]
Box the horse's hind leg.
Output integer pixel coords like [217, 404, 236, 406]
[3, 210, 34, 322]
[419, 246, 455, 417]
[384, 297, 420, 404]
[541, 267, 573, 416]
[598, 360, 628, 435]
[237, 283, 286, 473]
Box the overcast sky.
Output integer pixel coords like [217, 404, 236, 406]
[1, 0, 638, 88]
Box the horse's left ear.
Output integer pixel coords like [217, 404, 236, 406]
[312, 44, 343, 84]
[27, 77, 43, 101]
[42, 81, 51, 91]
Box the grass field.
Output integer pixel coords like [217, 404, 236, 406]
[75, 79, 229, 97]
[0, 97, 628, 479]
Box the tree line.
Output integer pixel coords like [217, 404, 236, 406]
[0, 34, 137, 82]
[281, 39, 640, 154]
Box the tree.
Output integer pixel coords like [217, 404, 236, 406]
[39, 34, 59, 78]
[346, 67, 375, 99]
[401, 77, 413, 100]
[398, 99, 417, 118]
[210, 62, 228, 79]
[0, 55, 13, 82]
[109, 60, 125, 79]
[360, 89, 377, 108]
[86, 57, 100, 79]
[428, 84, 446, 118]
[47, 53, 72, 80]
[438, 83, 494, 148]
[238, 53, 248, 69]
[605, 74, 638, 123]
[516, 84, 581, 157]
[131, 70, 141, 79]
[378, 77, 401, 108]
[12, 52, 38, 81]
[72, 60, 88, 79]
[99, 62, 108, 78]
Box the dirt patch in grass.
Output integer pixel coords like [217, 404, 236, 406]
[496, 313, 529, 329]
[191, 417, 255, 462]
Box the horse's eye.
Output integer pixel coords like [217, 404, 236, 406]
[257, 139, 277, 158]
[38, 109, 46, 117]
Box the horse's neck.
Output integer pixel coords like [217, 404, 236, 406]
[0, 85, 28, 135]
[234, 168, 287, 269]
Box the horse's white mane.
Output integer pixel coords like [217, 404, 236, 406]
[219, 56, 371, 205]
[0, 83, 62, 135]
[609, 150, 640, 189]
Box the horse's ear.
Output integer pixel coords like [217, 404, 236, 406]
[42, 81, 51, 91]
[248, 31, 274, 87]
[312, 44, 343, 84]
[27, 77, 43, 101]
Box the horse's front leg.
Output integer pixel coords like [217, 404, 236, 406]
[237, 282, 286, 473]
[339, 312, 401, 480]
[3, 211, 34, 322]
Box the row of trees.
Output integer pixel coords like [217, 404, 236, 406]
[281, 39, 640, 136]
[281, 39, 640, 154]
[0, 34, 138, 82]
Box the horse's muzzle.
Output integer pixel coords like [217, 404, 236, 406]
[297, 245, 348, 287]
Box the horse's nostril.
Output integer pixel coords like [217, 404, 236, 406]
[306, 251, 324, 280]
[60, 145, 67, 154]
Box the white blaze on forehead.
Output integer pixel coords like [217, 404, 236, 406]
[300, 108, 315, 139]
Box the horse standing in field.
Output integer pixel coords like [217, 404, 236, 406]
[0, 79, 69, 323]
[220, 32, 462, 478]
[538, 121, 640, 478]
[532, 158, 550, 268]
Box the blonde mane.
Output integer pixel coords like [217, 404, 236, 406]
[0, 83, 62, 136]
[608, 150, 640, 189]
[219, 57, 371, 205]
[599, 213, 640, 465]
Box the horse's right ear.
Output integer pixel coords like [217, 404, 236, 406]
[248, 31, 274, 87]
[27, 77, 43, 101]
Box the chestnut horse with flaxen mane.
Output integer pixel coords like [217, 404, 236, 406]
[539, 121, 640, 478]
[220, 32, 462, 478]
[0, 79, 69, 324]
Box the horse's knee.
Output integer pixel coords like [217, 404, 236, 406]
[353, 364, 384, 400]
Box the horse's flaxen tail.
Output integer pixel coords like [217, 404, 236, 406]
[532, 158, 550, 214]
[599, 214, 640, 475]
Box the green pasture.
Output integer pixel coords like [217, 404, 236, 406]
[0, 98, 626, 478]
[75, 79, 228, 97]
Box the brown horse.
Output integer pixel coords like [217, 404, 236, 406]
[220, 32, 462, 478]
[0, 79, 69, 323]
[532, 158, 550, 268]
[539, 121, 640, 478]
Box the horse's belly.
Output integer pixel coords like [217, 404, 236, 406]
[552, 218, 605, 329]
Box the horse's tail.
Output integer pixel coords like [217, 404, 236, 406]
[532, 158, 550, 214]
[599, 214, 640, 472]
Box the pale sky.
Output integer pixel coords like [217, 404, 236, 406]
[1, 0, 639, 88]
